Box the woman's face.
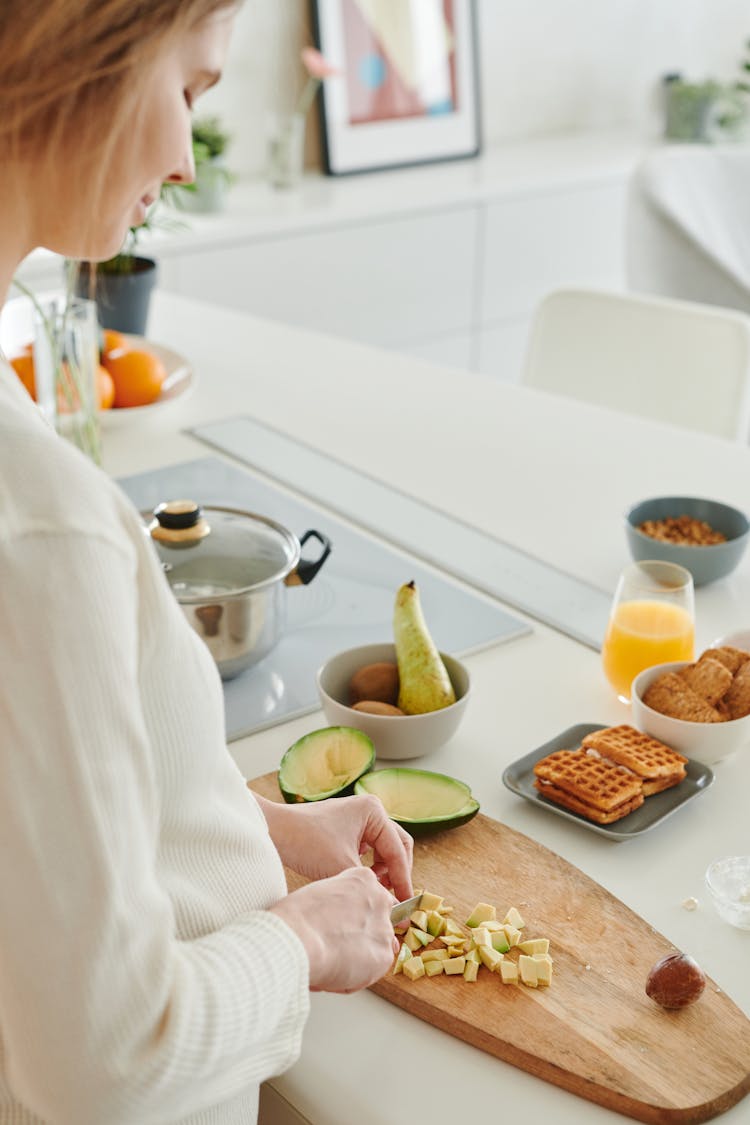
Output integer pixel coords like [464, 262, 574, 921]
[35, 6, 235, 261]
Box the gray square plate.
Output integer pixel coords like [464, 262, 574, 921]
[502, 722, 714, 840]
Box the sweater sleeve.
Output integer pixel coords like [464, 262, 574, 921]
[0, 529, 309, 1125]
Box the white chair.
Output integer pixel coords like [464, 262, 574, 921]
[521, 287, 750, 441]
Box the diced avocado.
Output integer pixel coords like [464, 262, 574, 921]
[439, 934, 466, 947]
[405, 927, 430, 951]
[420, 892, 444, 913]
[465, 902, 497, 928]
[481, 921, 503, 932]
[278, 727, 374, 802]
[354, 768, 479, 836]
[490, 932, 510, 954]
[518, 954, 538, 987]
[448, 943, 468, 957]
[443, 957, 466, 975]
[463, 959, 479, 982]
[410, 909, 429, 931]
[422, 948, 449, 963]
[503, 924, 522, 947]
[425, 911, 446, 938]
[465, 948, 481, 964]
[478, 946, 504, 972]
[500, 960, 518, 984]
[503, 906, 525, 930]
[518, 938, 549, 956]
[470, 927, 491, 948]
[425, 959, 444, 977]
[532, 953, 553, 986]
[403, 956, 426, 981]
[444, 917, 465, 937]
[393, 943, 412, 975]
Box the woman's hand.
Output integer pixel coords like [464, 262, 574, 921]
[256, 793, 413, 902]
[269, 866, 401, 992]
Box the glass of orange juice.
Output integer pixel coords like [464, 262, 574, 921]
[602, 560, 695, 702]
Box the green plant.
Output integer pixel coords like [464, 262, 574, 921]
[93, 185, 184, 275]
[191, 115, 231, 162]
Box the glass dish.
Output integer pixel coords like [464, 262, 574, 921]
[705, 856, 750, 929]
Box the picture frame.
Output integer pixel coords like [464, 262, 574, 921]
[311, 0, 481, 176]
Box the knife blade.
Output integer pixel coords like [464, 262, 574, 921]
[390, 893, 423, 927]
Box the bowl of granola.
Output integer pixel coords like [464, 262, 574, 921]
[625, 496, 749, 586]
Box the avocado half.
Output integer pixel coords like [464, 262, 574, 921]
[278, 726, 375, 803]
[354, 767, 480, 836]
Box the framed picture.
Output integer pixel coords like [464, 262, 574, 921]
[311, 0, 481, 176]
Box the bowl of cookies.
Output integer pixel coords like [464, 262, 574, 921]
[631, 644, 750, 764]
[625, 496, 750, 586]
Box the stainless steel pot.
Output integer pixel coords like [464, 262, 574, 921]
[147, 500, 332, 680]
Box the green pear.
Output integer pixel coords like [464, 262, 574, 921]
[393, 581, 456, 714]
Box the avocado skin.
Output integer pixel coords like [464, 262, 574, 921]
[354, 767, 480, 835]
[278, 726, 375, 803]
[396, 802, 480, 837]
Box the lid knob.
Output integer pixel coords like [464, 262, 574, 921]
[149, 500, 210, 546]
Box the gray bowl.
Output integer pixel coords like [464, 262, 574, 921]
[625, 496, 750, 586]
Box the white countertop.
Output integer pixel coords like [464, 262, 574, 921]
[18, 127, 646, 283]
[103, 291, 750, 1125]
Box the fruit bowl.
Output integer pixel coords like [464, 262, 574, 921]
[316, 642, 470, 761]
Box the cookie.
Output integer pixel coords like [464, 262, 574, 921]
[642, 673, 723, 723]
[679, 658, 733, 707]
[723, 660, 750, 720]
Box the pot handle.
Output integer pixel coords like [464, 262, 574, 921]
[285, 530, 332, 587]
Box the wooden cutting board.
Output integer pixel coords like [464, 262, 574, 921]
[250, 773, 750, 1124]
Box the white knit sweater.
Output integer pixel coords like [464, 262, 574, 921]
[0, 361, 310, 1124]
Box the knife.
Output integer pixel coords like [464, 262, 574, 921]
[390, 892, 423, 927]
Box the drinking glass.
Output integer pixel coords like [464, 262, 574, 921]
[601, 560, 695, 703]
[33, 295, 101, 463]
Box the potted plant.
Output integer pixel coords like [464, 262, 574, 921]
[72, 215, 159, 337]
[663, 38, 750, 143]
[176, 116, 233, 213]
[71, 184, 187, 335]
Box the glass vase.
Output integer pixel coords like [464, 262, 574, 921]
[33, 296, 101, 464]
[267, 112, 306, 189]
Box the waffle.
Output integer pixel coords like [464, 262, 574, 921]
[679, 658, 733, 707]
[642, 673, 723, 723]
[581, 724, 687, 778]
[533, 747, 643, 812]
[533, 779, 644, 824]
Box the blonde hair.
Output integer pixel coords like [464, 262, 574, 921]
[0, 0, 234, 161]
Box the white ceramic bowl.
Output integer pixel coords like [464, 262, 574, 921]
[316, 642, 470, 761]
[631, 661, 750, 765]
[705, 856, 750, 929]
[711, 629, 750, 653]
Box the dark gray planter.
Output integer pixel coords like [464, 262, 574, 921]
[75, 256, 158, 336]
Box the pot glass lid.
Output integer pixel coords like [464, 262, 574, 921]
[147, 501, 299, 598]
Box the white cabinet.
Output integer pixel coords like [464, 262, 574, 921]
[16, 132, 643, 382]
[168, 207, 478, 349]
[478, 181, 628, 324]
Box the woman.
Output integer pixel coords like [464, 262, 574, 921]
[0, 3, 413, 1123]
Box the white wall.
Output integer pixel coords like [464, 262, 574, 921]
[198, 0, 750, 177]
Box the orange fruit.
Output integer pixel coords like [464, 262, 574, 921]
[10, 353, 36, 399]
[101, 328, 127, 358]
[97, 365, 115, 410]
[103, 348, 166, 408]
